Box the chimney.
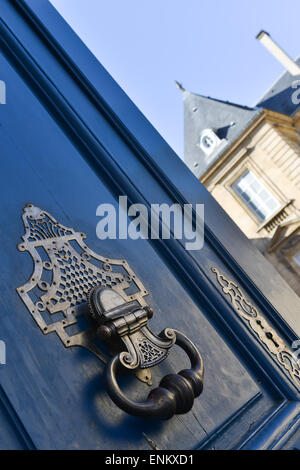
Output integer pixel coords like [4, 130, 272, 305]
[256, 30, 300, 76]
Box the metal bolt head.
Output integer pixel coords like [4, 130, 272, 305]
[97, 325, 112, 341]
[145, 306, 154, 319]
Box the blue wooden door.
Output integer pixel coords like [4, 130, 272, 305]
[0, 0, 300, 450]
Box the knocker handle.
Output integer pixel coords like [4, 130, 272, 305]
[105, 330, 204, 420]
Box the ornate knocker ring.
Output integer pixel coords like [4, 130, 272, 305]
[105, 329, 204, 419]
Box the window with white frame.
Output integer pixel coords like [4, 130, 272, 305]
[232, 170, 280, 222]
[294, 252, 300, 267]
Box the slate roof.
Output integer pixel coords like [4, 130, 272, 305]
[256, 57, 300, 116]
[184, 90, 261, 177]
[184, 53, 300, 177]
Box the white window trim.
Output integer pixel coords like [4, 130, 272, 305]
[232, 170, 280, 222]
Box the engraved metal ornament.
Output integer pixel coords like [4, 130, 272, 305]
[16, 204, 149, 362]
[88, 286, 175, 370]
[212, 267, 300, 389]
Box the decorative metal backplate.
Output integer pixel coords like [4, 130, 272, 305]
[212, 267, 300, 389]
[17, 204, 149, 362]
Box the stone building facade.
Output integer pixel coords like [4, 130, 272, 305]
[183, 33, 300, 297]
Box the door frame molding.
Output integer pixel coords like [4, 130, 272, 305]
[1, 0, 300, 448]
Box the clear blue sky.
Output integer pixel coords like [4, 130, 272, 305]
[50, 0, 300, 159]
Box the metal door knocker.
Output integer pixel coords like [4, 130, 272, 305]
[17, 204, 204, 420]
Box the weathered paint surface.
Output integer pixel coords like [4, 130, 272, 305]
[0, 0, 299, 450]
